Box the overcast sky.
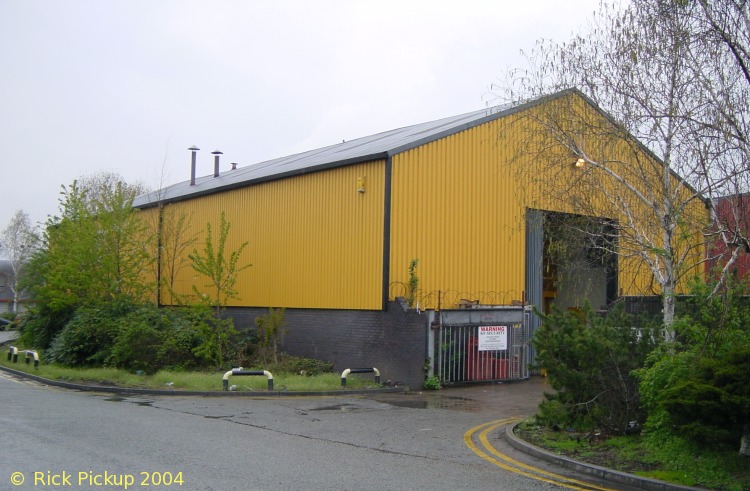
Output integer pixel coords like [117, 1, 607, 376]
[0, 0, 599, 231]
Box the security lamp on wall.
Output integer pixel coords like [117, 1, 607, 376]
[356, 176, 366, 193]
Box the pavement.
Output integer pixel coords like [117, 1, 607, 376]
[369, 381, 699, 491]
[0, 342, 700, 490]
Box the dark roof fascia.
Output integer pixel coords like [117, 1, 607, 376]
[385, 90, 583, 157]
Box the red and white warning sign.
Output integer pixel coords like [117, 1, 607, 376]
[478, 325, 507, 351]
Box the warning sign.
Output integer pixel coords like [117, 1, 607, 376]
[478, 325, 507, 351]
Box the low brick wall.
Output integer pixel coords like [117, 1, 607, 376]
[226, 300, 427, 388]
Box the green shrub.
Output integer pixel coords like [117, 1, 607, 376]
[253, 307, 287, 366]
[19, 304, 75, 349]
[108, 323, 165, 374]
[115, 304, 209, 372]
[43, 301, 212, 372]
[45, 305, 121, 366]
[637, 279, 750, 455]
[641, 343, 750, 451]
[423, 375, 441, 390]
[191, 317, 237, 370]
[533, 303, 659, 433]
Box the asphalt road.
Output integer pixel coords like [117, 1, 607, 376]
[0, 372, 621, 491]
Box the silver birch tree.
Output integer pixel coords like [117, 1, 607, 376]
[0, 210, 38, 313]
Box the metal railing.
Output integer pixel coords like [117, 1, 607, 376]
[435, 321, 529, 384]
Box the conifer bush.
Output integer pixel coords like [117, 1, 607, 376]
[533, 304, 659, 433]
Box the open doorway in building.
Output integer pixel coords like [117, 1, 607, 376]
[541, 211, 618, 314]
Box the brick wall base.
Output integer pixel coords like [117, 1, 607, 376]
[225, 299, 428, 389]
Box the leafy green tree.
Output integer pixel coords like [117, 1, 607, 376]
[189, 212, 250, 367]
[189, 212, 250, 315]
[93, 181, 154, 300]
[21, 182, 100, 347]
[21, 175, 153, 348]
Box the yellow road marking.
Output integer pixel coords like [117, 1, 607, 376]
[464, 419, 618, 491]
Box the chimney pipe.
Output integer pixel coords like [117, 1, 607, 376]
[188, 145, 200, 186]
[231, 162, 238, 171]
[212, 149, 223, 177]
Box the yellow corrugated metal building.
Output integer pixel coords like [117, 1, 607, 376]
[134, 89, 707, 387]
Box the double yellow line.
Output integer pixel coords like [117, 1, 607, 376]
[464, 418, 616, 491]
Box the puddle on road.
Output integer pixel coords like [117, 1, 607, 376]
[103, 396, 153, 407]
[367, 395, 480, 412]
[310, 403, 362, 412]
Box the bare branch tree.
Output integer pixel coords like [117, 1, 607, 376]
[494, 0, 749, 335]
[159, 206, 197, 305]
[0, 210, 38, 313]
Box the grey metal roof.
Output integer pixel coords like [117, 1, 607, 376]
[133, 101, 519, 208]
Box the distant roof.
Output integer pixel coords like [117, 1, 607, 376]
[133, 92, 568, 209]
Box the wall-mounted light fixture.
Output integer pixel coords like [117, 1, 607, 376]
[356, 176, 366, 193]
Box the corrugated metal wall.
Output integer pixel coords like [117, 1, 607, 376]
[142, 94, 707, 313]
[388, 118, 528, 306]
[158, 160, 386, 310]
[524, 208, 544, 368]
[385, 102, 707, 307]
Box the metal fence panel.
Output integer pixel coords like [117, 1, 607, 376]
[435, 313, 529, 384]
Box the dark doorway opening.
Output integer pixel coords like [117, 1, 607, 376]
[541, 211, 618, 314]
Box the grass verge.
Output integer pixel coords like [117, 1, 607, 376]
[515, 419, 750, 491]
[0, 353, 379, 392]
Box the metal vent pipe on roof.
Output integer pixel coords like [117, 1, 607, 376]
[188, 145, 200, 186]
[212, 150, 223, 177]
